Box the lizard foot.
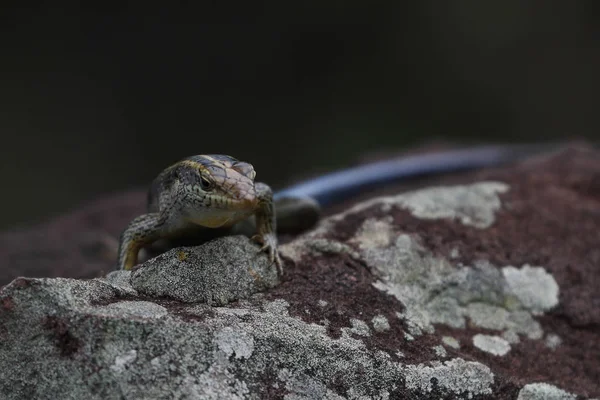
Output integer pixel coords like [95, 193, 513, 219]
[251, 233, 283, 276]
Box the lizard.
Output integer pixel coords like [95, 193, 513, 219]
[117, 155, 282, 273]
[116, 142, 567, 273]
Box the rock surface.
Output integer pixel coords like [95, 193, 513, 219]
[126, 236, 279, 306]
[1, 145, 599, 399]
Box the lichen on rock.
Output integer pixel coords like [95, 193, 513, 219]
[130, 235, 279, 305]
[517, 383, 577, 400]
[1, 146, 599, 398]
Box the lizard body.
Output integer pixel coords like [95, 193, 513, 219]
[117, 155, 279, 272]
[117, 143, 565, 272]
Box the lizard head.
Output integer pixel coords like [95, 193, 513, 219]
[178, 155, 259, 213]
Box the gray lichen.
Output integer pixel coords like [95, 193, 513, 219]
[432, 345, 447, 358]
[130, 235, 279, 305]
[472, 334, 511, 356]
[517, 383, 576, 400]
[403, 358, 494, 397]
[545, 333, 562, 350]
[371, 315, 390, 332]
[442, 336, 460, 350]
[347, 318, 371, 337]
[502, 265, 559, 315]
[340, 183, 559, 346]
[368, 234, 551, 342]
[388, 181, 509, 229]
[0, 273, 505, 400]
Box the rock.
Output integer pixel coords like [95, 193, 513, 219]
[129, 236, 279, 305]
[0, 275, 496, 400]
[0, 189, 146, 285]
[517, 383, 577, 400]
[472, 334, 511, 356]
[0, 145, 599, 399]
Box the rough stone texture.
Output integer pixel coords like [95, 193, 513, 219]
[472, 334, 511, 356]
[128, 236, 279, 306]
[0, 144, 599, 399]
[502, 265, 559, 315]
[517, 383, 577, 400]
[0, 276, 495, 400]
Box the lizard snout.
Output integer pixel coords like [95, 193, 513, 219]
[233, 184, 258, 208]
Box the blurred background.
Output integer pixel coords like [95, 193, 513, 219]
[1, 2, 598, 229]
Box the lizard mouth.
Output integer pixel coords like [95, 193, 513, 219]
[207, 178, 258, 210]
[232, 195, 258, 210]
[229, 185, 258, 209]
[208, 193, 256, 211]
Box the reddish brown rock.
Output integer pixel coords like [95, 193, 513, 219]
[0, 189, 145, 285]
[272, 144, 599, 397]
[0, 144, 598, 399]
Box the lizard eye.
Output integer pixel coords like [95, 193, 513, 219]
[200, 175, 213, 191]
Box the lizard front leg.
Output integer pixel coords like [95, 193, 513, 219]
[252, 182, 283, 274]
[117, 213, 163, 270]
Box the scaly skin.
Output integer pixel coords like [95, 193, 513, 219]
[117, 155, 281, 273]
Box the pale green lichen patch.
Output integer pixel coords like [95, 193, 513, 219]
[371, 314, 390, 332]
[396, 308, 434, 337]
[312, 182, 509, 233]
[502, 330, 520, 344]
[442, 336, 460, 349]
[366, 232, 551, 343]
[472, 334, 511, 356]
[277, 369, 336, 400]
[465, 303, 543, 340]
[389, 181, 509, 229]
[351, 217, 395, 249]
[92, 300, 169, 319]
[465, 302, 510, 330]
[517, 382, 576, 400]
[294, 182, 510, 253]
[109, 350, 137, 373]
[502, 265, 559, 315]
[403, 358, 494, 397]
[544, 333, 562, 350]
[347, 318, 371, 337]
[432, 345, 447, 358]
[350, 208, 558, 354]
[293, 181, 559, 354]
[280, 237, 360, 263]
[214, 327, 255, 360]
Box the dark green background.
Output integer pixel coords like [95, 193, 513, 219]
[1, 2, 598, 229]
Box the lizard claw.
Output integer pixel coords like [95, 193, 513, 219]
[252, 233, 283, 276]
